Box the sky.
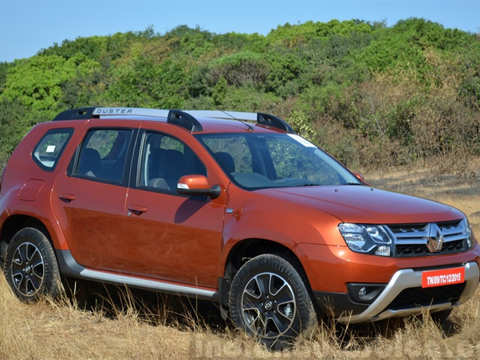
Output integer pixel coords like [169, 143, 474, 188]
[1, 0, 479, 63]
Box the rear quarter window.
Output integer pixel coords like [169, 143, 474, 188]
[33, 128, 73, 171]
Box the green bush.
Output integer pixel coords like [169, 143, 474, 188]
[1, 19, 480, 170]
[104, 56, 187, 108]
[288, 110, 316, 141]
[221, 87, 281, 111]
[208, 51, 269, 88]
[1, 54, 100, 117]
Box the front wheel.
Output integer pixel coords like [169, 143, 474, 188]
[229, 254, 316, 350]
[4, 228, 62, 302]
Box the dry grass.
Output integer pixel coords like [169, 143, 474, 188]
[2, 163, 480, 359]
[366, 160, 480, 233]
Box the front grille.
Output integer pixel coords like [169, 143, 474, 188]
[387, 220, 469, 257]
[388, 283, 465, 310]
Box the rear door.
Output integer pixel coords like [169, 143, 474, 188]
[122, 126, 227, 288]
[53, 122, 137, 271]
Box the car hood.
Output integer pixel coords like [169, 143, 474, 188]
[257, 185, 463, 224]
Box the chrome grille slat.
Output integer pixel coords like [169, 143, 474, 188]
[387, 219, 468, 257]
[394, 234, 427, 241]
[394, 234, 426, 239]
[395, 239, 428, 245]
[391, 227, 426, 234]
[443, 234, 468, 242]
[442, 229, 464, 236]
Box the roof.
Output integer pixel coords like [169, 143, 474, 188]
[53, 107, 295, 134]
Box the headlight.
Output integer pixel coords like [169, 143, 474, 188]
[462, 217, 473, 248]
[338, 223, 393, 256]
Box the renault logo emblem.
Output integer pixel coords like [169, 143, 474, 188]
[426, 223, 444, 253]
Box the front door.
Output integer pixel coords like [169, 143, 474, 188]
[122, 130, 225, 288]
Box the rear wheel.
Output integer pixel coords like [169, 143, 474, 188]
[4, 228, 62, 302]
[229, 254, 316, 350]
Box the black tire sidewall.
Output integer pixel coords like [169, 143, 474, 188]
[4, 227, 61, 302]
[229, 254, 315, 349]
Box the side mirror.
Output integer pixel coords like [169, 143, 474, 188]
[354, 172, 368, 184]
[177, 175, 221, 198]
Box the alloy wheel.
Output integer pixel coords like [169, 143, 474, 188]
[10, 242, 45, 297]
[241, 272, 296, 339]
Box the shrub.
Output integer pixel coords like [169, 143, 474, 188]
[208, 51, 269, 88]
[1, 19, 480, 171]
[288, 110, 316, 141]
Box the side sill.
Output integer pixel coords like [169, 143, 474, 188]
[56, 249, 217, 300]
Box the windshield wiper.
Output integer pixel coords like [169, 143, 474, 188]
[343, 182, 364, 185]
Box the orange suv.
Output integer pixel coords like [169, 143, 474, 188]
[0, 107, 479, 349]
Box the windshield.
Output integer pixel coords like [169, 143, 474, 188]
[196, 133, 361, 190]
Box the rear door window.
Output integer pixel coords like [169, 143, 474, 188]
[72, 128, 133, 185]
[33, 128, 73, 171]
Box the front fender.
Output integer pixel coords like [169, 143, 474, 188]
[219, 197, 343, 278]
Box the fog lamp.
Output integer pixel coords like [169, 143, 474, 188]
[347, 283, 386, 304]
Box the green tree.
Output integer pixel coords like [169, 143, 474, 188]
[1, 54, 100, 117]
[212, 77, 227, 105]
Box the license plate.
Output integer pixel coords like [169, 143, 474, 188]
[421, 267, 465, 288]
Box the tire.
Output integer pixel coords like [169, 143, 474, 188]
[4, 227, 62, 303]
[229, 254, 316, 350]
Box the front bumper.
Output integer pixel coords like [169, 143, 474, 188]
[315, 261, 479, 324]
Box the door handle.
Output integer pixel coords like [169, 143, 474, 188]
[59, 194, 76, 203]
[128, 206, 148, 216]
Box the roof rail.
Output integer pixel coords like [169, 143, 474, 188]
[93, 107, 169, 117]
[167, 110, 203, 132]
[180, 110, 295, 133]
[52, 107, 294, 133]
[257, 113, 294, 133]
[53, 107, 97, 121]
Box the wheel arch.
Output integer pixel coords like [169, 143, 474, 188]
[0, 215, 52, 263]
[219, 238, 314, 313]
[224, 239, 308, 280]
